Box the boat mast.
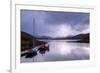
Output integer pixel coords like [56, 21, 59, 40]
[33, 17, 35, 47]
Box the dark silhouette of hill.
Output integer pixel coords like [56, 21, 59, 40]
[36, 36, 52, 39]
[23, 32, 89, 43]
[54, 33, 89, 43]
[66, 33, 89, 39]
[75, 33, 89, 43]
[21, 31, 47, 51]
[36, 33, 89, 43]
[66, 33, 89, 43]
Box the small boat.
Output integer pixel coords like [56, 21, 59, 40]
[21, 43, 49, 58]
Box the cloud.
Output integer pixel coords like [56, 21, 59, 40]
[21, 10, 90, 37]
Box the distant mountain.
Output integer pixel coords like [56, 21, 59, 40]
[21, 32, 89, 43]
[75, 33, 89, 43]
[36, 36, 52, 39]
[21, 31, 34, 40]
[45, 33, 90, 43]
[21, 31, 47, 51]
[66, 33, 89, 39]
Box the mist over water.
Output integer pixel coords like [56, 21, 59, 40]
[21, 40, 89, 63]
[21, 10, 90, 63]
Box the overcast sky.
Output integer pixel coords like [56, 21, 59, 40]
[21, 10, 89, 37]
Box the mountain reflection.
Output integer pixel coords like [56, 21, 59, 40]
[21, 40, 89, 63]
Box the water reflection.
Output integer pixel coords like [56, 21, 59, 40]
[21, 40, 89, 63]
[38, 46, 49, 55]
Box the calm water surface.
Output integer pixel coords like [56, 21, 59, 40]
[21, 40, 89, 63]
